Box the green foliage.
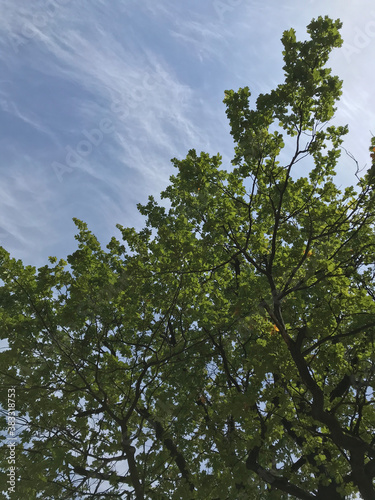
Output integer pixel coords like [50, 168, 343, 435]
[1, 15, 375, 500]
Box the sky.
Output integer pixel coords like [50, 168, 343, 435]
[0, 0, 375, 268]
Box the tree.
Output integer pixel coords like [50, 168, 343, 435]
[1, 15, 375, 499]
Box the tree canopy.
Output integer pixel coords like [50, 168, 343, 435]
[1, 15, 375, 500]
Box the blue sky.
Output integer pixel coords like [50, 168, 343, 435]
[0, 0, 374, 267]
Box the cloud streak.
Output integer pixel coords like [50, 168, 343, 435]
[0, 0, 374, 266]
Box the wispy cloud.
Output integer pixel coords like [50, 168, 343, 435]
[0, 0, 374, 266]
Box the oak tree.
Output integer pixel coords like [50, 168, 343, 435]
[1, 16, 375, 500]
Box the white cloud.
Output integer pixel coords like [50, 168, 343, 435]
[0, 0, 374, 267]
